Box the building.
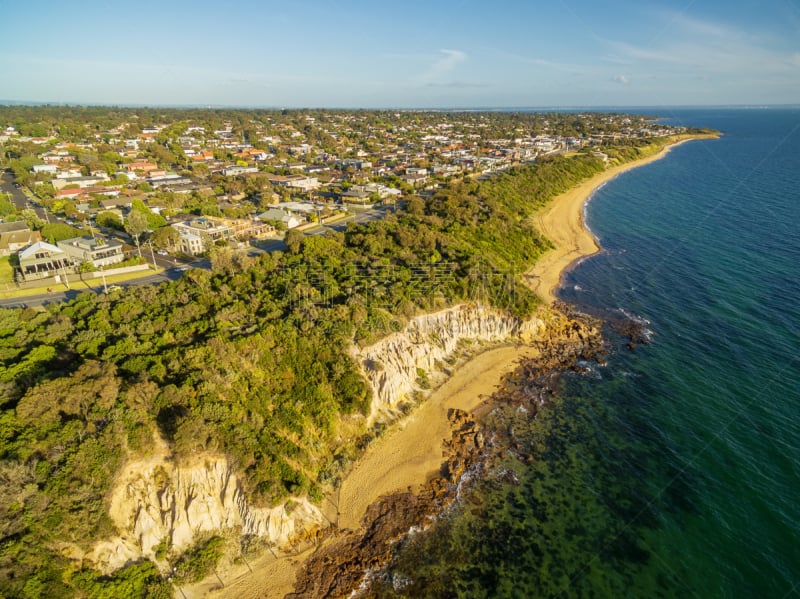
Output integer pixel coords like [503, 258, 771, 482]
[31, 164, 58, 174]
[52, 175, 110, 190]
[206, 216, 273, 240]
[256, 208, 303, 230]
[267, 175, 321, 192]
[57, 236, 124, 269]
[0, 222, 40, 257]
[17, 241, 71, 281]
[172, 217, 234, 255]
[222, 165, 259, 176]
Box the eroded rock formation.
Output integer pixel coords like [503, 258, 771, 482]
[354, 303, 545, 422]
[90, 453, 326, 573]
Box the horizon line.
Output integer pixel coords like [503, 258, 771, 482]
[0, 100, 798, 112]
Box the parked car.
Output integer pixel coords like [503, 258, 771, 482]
[157, 250, 168, 256]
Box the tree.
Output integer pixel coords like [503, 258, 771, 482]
[284, 228, 304, 254]
[125, 210, 148, 258]
[41, 223, 81, 243]
[19, 208, 45, 231]
[0, 193, 17, 218]
[95, 211, 123, 230]
[131, 198, 167, 229]
[151, 226, 180, 251]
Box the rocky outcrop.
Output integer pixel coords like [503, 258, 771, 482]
[90, 303, 558, 576]
[290, 309, 604, 598]
[354, 303, 544, 422]
[90, 454, 327, 574]
[288, 408, 487, 599]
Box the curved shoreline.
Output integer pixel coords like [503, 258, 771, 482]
[205, 134, 714, 599]
[525, 135, 715, 303]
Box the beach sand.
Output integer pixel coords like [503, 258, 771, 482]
[205, 135, 709, 599]
[335, 344, 540, 530]
[525, 137, 706, 303]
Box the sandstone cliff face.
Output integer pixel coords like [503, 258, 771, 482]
[90, 453, 326, 574]
[92, 303, 543, 575]
[354, 303, 544, 422]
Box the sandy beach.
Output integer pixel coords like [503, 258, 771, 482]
[525, 136, 712, 303]
[335, 344, 539, 530]
[208, 135, 711, 599]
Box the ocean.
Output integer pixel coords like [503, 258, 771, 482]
[376, 108, 800, 598]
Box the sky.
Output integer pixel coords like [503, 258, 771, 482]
[1, 0, 798, 108]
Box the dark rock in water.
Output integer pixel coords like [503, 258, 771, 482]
[289, 306, 606, 598]
[611, 317, 651, 348]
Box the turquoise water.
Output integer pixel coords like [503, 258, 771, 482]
[377, 108, 800, 598]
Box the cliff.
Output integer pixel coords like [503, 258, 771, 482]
[90, 303, 546, 576]
[89, 447, 327, 574]
[354, 303, 544, 422]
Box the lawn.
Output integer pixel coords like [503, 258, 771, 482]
[0, 256, 15, 287]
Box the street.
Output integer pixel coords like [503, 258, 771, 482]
[0, 179, 395, 309]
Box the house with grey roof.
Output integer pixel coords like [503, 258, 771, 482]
[0, 222, 40, 257]
[18, 241, 71, 281]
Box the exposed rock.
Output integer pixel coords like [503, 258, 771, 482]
[88, 302, 597, 584]
[89, 454, 327, 574]
[288, 409, 486, 599]
[354, 303, 545, 422]
[289, 307, 604, 598]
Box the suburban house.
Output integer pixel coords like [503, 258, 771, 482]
[125, 161, 158, 173]
[147, 172, 193, 188]
[56, 236, 125, 269]
[206, 216, 273, 240]
[222, 165, 260, 177]
[52, 174, 110, 190]
[267, 175, 321, 192]
[99, 197, 134, 211]
[340, 188, 371, 204]
[17, 241, 71, 281]
[0, 222, 40, 257]
[31, 164, 58, 175]
[257, 208, 303, 230]
[172, 217, 234, 255]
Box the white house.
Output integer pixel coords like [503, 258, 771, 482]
[257, 208, 303, 230]
[57, 236, 125, 269]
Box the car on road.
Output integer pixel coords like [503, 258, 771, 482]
[174, 265, 189, 272]
[157, 249, 168, 256]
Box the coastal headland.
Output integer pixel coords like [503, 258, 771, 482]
[191, 134, 716, 599]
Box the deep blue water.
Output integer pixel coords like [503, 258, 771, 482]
[379, 108, 800, 598]
[556, 107, 800, 597]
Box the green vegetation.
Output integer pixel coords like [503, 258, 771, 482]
[41, 222, 83, 243]
[0, 108, 701, 596]
[0, 257, 14, 286]
[171, 536, 225, 584]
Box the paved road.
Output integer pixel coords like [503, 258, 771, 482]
[0, 196, 394, 309]
[1, 172, 35, 212]
[0, 267, 187, 309]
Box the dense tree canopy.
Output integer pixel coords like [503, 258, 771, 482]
[0, 124, 692, 597]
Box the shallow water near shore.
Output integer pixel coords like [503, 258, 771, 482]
[377, 108, 800, 597]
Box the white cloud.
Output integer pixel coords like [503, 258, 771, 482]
[421, 49, 467, 82]
[613, 74, 630, 85]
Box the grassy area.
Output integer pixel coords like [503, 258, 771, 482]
[0, 256, 16, 288]
[0, 266, 164, 300]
